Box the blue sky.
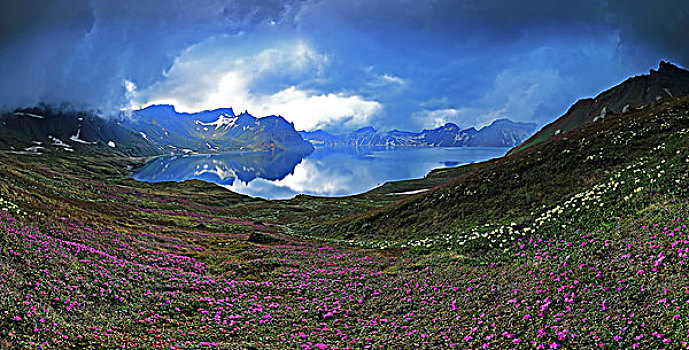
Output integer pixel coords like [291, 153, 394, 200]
[1, 0, 688, 132]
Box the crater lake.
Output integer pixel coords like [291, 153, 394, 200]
[133, 147, 509, 199]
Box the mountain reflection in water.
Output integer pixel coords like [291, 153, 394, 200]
[133, 147, 508, 199]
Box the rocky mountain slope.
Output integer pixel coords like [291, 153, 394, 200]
[511, 61, 689, 154]
[121, 105, 314, 154]
[0, 104, 315, 157]
[0, 106, 158, 157]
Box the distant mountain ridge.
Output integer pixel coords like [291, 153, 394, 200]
[300, 118, 537, 148]
[511, 61, 689, 154]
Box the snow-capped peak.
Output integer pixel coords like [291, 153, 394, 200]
[194, 114, 238, 131]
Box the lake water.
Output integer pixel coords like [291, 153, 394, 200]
[133, 147, 508, 199]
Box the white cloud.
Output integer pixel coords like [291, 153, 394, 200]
[134, 39, 381, 131]
[368, 73, 406, 87]
[253, 87, 381, 131]
[123, 80, 136, 94]
[412, 107, 506, 129]
[226, 157, 364, 198]
[412, 108, 461, 128]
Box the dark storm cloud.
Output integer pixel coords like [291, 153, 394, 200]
[0, 0, 303, 111]
[0, 0, 94, 46]
[0, 0, 687, 130]
[297, 0, 688, 62]
[608, 0, 689, 64]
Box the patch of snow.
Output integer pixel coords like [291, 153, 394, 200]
[194, 114, 239, 131]
[48, 135, 69, 148]
[107, 141, 116, 148]
[554, 129, 561, 135]
[593, 107, 606, 123]
[77, 117, 84, 122]
[140, 132, 149, 140]
[70, 128, 95, 144]
[31, 141, 43, 145]
[4, 150, 42, 155]
[24, 146, 44, 153]
[655, 95, 662, 101]
[14, 112, 45, 119]
[4, 145, 45, 155]
[387, 188, 430, 196]
[622, 104, 630, 114]
[203, 127, 209, 132]
[663, 88, 673, 97]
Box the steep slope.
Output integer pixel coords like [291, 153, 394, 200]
[511, 61, 689, 154]
[0, 107, 158, 156]
[122, 105, 314, 153]
[299, 119, 536, 147]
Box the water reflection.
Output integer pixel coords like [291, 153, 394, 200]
[132, 150, 310, 186]
[133, 147, 508, 199]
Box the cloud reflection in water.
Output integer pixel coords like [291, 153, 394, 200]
[134, 147, 508, 199]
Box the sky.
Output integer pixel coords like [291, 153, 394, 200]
[1, 0, 688, 133]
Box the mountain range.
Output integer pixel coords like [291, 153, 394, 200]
[299, 118, 537, 148]
[3, 61, 688, 159]
[121, 105, 314, 154]
[0, 105, 314, 157]
[0, 105, 537, 158]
